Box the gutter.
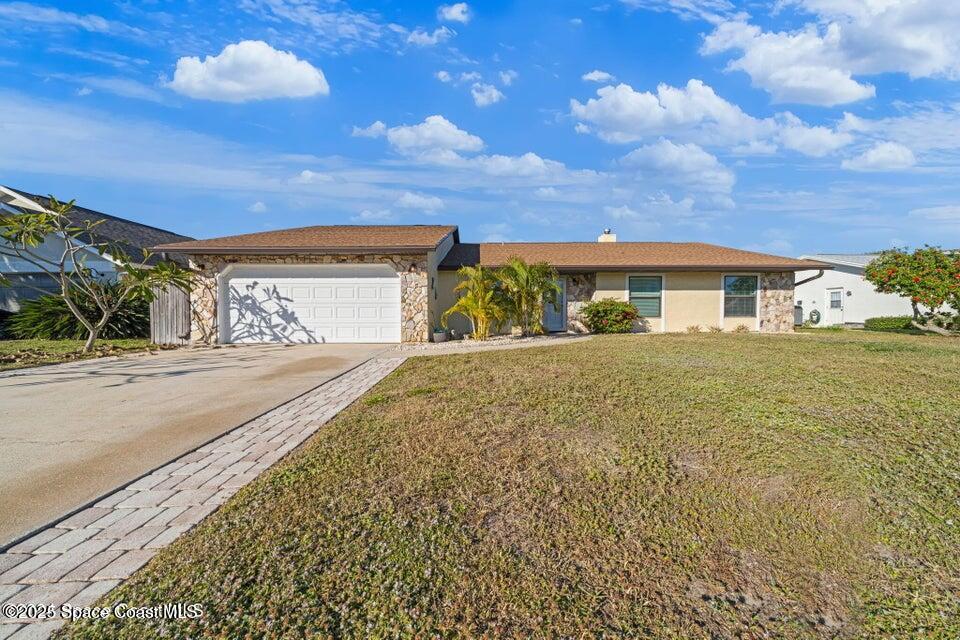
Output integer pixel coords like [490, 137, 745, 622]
[150, 245, 440, 255]
[439, 264, 834, 272]
[795, 269, 826, 286]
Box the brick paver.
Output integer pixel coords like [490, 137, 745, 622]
[0, 357, 405, 638]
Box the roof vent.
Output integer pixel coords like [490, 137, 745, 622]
[598, 228, 617, 243]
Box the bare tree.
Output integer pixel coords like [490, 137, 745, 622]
[0, 196, 194, 352]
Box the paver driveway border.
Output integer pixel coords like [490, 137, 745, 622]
[0, 356, 406, 639]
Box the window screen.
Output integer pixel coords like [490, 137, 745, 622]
[629, 276, 662, 318]
[830, 291, 842, 308]
[724, 275, 757, 317]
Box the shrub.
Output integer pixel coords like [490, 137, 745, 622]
[8, 286, 149, 340]
[864, 316, 914, 333]
[581, 299, 639, 334]
[685, 325, 702, 333]
[708, 325, 723, 333]
[733, 324, 751, 333]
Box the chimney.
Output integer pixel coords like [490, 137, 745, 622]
[597, 228, 617, 243]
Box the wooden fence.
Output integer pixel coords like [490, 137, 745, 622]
[150, 284, 191, 345]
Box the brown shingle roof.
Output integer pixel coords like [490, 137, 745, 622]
[439, 242, 831, 272]
[154, 225, 458, 254]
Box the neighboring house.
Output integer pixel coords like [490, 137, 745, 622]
[155, 225, 829, 344]
[0, 186, 194, 312]
[795, 253, 913, 326]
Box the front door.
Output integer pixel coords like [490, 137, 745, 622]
[825, 288, 844, 326]
[543, 278, 566, 332]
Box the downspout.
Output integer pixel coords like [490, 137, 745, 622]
[794, 270, 824, 287]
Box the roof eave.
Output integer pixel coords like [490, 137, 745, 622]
[151, 245, 439, 255]
[439, 263, 834, 272]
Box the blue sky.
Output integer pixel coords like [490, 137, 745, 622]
[2, 0, 959, 255]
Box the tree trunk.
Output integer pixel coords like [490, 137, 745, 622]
[83, 327, 99, 352]
[910, 319, 956, 336]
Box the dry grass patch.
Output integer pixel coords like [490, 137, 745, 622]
[60, 332, 960, 639]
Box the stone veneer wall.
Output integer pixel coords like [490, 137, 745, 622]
[565, 273, 597, 333]
[758, 271, 795, 333]
[188, 253, 429, 344]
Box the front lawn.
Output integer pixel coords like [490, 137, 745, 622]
[62, 332, 960, 638]
[0, 338, 159, 371]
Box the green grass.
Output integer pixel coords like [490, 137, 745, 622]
[0, 338, 158, 371]
[60, 332, 960, 639]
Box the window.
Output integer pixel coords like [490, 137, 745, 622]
[724, 275, 757, 317]
[830, 290, 842, 309]
[629, 275, 662, 317]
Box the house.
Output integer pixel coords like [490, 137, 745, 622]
[0, 186, 193, 312]
[155, 225, 829, 344]
[794, 253, 913, 326]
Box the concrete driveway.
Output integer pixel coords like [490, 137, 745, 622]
[0, 344, 388, 546]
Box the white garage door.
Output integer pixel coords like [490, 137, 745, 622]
[221, 264, 401, 344]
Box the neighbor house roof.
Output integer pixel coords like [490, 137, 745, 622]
[155, 225, 459, 254]
[799, 253, 879, 269]
[1, 187, 194, 265]
[440, 242, 831, 272]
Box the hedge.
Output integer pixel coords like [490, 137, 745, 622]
[581, 299, 639, 334]
[864, 316, 914, 332]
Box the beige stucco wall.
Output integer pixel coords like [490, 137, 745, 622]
[665, 272, 722, 331]
[426, 232, 457, 336]
[434, 268, 795, 337]
[436, 269, 474, 335]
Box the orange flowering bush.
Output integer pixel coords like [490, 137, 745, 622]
[865, 247, 960, 334]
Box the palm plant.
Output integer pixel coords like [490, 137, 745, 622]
[441, 265, 507, 340]
[496, 257, 562, 336]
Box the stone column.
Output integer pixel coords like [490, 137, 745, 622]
[565, 273, 597, 333]
[759, 272, 795, 333]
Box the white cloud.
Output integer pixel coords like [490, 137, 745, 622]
[604, 204, 642, 220]
[371, 115, 484, 154]
[459, 71, 481, 83]
[702, 1, 960, 106]
[438, 3, 471, 24]
[57, 74, 166, 103]
[570, 79, 852, 156]
[236, 0, 395, 53]
[470, 82, 505, 107]
[909, 205, 960, 222]
[167, 40, 329, 103]
[776, 113, 853, 157]
[570, 17, 583, 26]
[570, 79, 773, 145]
[0, 2, 141, 36]
[435, 70, 453, 83]
[351, 208, 395, 222]
[395, 191, 445, 211]
[499, 69, 518, 86]
[535, 186, 558, 197]
[351, 121, 388, 138]
[574, 122, 591, 134]
[76, 87, 92, 97]
[841, 141, 917, 171]
[619, 0, 735, 21]
[582, 69, 616, 83]
[248, 201, 268, 213]
[291, 169, 334, 184]
[474, 152, 554, 177]
[407, 26, 454, 46]
[620, 138, 735, 193]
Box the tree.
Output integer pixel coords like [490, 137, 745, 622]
[496, 257, 562, 336]
[441, 265, 507, 340]
[864, 247, 960, 335]
[0, 195, 194, 351]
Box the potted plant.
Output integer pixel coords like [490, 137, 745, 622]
[432, 324, 448, 343]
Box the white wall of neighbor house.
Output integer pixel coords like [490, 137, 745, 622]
[795, 264, 912, 325]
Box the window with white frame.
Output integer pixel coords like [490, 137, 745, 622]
[628, 275, 662, 318]
[724, 275, 757, 317]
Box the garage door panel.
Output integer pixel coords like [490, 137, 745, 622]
[224, 269, 401, 344]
